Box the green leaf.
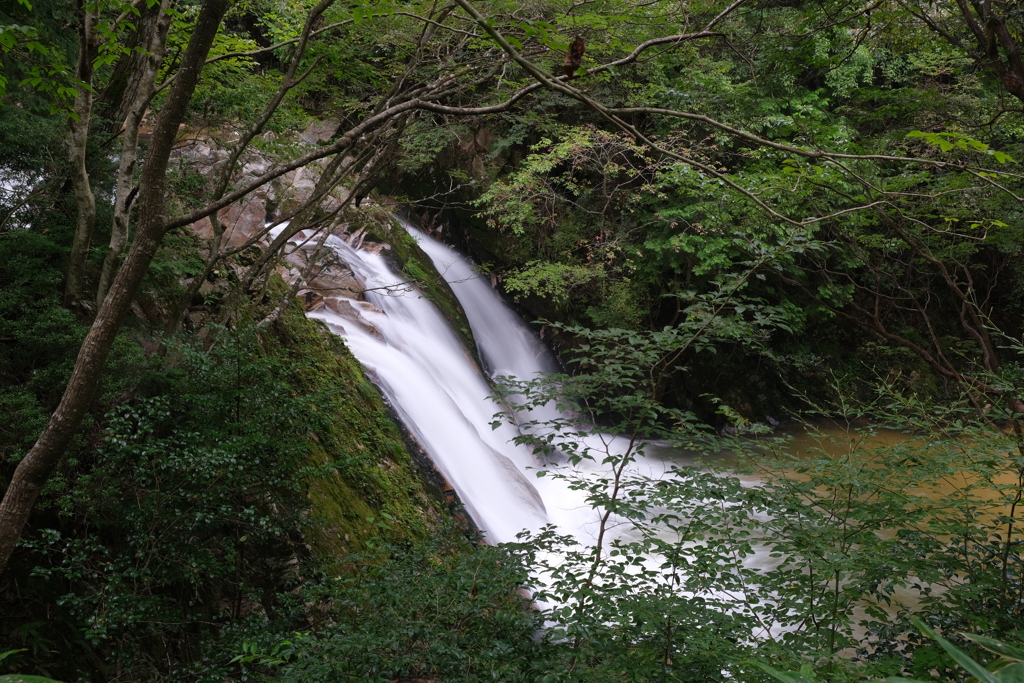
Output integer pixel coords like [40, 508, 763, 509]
[911, 618, 999, 683]
[905, 131, 1015, 163]
[996, 663, 1024, 683]
[747, 661, 816, 683]
[962, 634, 1024, 662]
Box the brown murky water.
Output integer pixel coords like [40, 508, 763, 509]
[644, 420, 1024, 639]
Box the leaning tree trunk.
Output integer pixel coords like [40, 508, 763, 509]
[0, 0, 233, 576]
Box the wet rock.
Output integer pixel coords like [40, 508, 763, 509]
[321, 298, 384, 341]
[176, 134, 381, 335]
[301, 118, 339, 143]
[283, 247, 308, 271]
[277, 166, 317, 214]
[192, 216, 214, 240]
[360, 240, 391, 255]
[308, 263, 362, 300]
[220, 197, 267, 248]
[302, 291, 324, 311]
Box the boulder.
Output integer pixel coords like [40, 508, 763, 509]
[220, 197, 267, 248]
[308, 263, 363, 300]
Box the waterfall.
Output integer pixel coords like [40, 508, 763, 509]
[294, 219, 666, 546]
[284, 225, 922, 636]
[405, 225, 560, 382]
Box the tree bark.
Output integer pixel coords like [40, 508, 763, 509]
[93, 1, 163, 134]
[96, 0, 173, 309]
[0, 0, 232, 576]
[64, 3, 100, 312]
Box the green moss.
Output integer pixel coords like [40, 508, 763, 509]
[366, 215, 478, 356]
[304, 451, 379, 559]
[263, 293, 441, 559]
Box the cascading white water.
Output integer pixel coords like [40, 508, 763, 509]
[283, 218, 792, 629]
[277, 218, 672, 546]
[297, 233, 542, 542]
[284, 226, 922, 636]
[401, 225, 565, 433]
[405, 225, 560, 382]
[291, 217, 682, 552]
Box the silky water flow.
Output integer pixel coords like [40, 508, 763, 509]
[275, 218, 671, 548]
[277, 220, 935, 637]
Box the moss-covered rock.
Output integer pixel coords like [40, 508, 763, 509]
[264, 296, 445, 560]
[361, 211, 478, 356]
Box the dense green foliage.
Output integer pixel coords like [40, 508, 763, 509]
[489, 317, 1024, 681]
[395, 0, 1024, 418]
[3, 0, 1024, 680]
[0, 303, 451, 680]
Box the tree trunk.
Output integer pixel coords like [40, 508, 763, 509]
[93, 1, 163, 135]
[64, 4, 100, 313]
[96, 0, 173, 308]
[0, 0, 232, 576]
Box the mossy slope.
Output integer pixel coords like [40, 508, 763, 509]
[265, 297, 442, 559]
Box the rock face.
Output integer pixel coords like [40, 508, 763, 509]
[190, 195, 268, 249]
[171, 129, 392, 335]
[276, 225, 387, 335]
